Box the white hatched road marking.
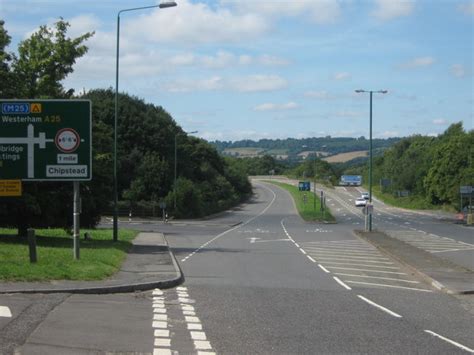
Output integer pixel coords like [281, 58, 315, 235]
[386, 230, 474, 254]
[333, 276, 352, 290]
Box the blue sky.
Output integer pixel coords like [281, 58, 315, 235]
[1, 0, 473, 141]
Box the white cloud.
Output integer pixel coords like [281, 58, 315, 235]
[67, 14, 101, 38]
[433, 118, 449, 125]
[254, 102, 299, 111]
[451, 64, 468, 78]
[229, 75, 288, 92]
[223, 0, 341, 24]
[399, 56, 435, 69]
[458, 2, 474, 15]
[162, 74, 287, 93]
[333, 72, 351, 80]
[124, 0, 269, 44]
[371, 0, 415, 21]
[304, 90, 335, 100]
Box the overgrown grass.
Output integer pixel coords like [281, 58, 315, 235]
[267, 181, 335, 222]
[0, 228, 138, 281]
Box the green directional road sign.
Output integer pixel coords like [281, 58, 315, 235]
[0, 100, 92, 181]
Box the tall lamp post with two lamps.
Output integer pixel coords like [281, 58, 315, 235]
[113, 1, 177, 241]
[354, 89, 388, 232]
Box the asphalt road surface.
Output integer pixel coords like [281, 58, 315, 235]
[1, 181, 473, 354]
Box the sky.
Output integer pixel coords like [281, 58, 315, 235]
[1, 0, 473, 142]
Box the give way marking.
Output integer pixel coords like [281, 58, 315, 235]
[0, 306, 12, 317]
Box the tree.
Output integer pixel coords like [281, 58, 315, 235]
[0, 20, 94, 235]
[13, 19, 94, 98]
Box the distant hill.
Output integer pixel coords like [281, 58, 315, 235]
[211, 136, 401, 162]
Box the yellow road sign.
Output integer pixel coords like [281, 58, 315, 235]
[31, 103, 42, 113]
[0, 180, 22, 196]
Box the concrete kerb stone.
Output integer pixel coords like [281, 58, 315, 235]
[353, 230, 473, 295]
[0, 233, 184, 295]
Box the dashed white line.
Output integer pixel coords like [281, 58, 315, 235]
[307, 255, 316, 263]
[424, 330, 474, 353]
[357, 295, 402, 318]
[333, 276, 352, 290]
[334, 273, 419, 283]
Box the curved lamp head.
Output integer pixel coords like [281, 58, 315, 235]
[159, 1, 177, 8]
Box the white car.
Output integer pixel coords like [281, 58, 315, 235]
[355, 197, 367, 207]
[361, 192, 369, 200]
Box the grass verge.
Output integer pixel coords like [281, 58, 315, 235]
[266, 181, 335, 222]
[0, 228, 138, 282]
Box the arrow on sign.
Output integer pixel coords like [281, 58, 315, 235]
[0, 306, 12, 317]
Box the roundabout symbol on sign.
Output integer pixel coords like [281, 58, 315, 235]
[55, 128, 80, 153]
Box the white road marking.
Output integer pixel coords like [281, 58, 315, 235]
[349, 281, 432, 292]
[154, 349, 172, 355]
[320, 261, 398, 268]
[300, 248, 307, 255]
[424, 330, 474, 353]
[154, 308, 166, 314]
[333, 276, 352, 290]
[154, 314, 168, 321]
[185, 316, 200, 323]
[155, 329, 170, 337]
[312, 256, 393, 263]
[194, 341, 212, 350]
[325, 267, 407, 274]
[334, 273, 419, 283]
[191, 331, 207, 340]
[153, 321, 168, 329]
[0, 306, 12, 318]
[188, 323, 203, 330]
[154, 338, 171, 347]
[305, 251, 389, 260]
[182, 183, 277, 262]
[357, 295, 402, 318]
[318, 264, 330, 273]
[307, 255, 316, 263]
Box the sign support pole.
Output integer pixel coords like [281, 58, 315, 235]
[73, 181, 80, 260]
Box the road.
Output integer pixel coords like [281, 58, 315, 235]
[1, 181, 473, 354]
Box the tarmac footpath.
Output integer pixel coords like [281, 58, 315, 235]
[0, 232, 184, 294]
[356, 230, 474, 295]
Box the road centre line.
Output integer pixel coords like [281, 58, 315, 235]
[181, 183, 277, 262]
[334, 273, 419, 283]
[333, 276, 352, 290]
[324, 266, 407, 274]
[357, 295, 402, 318]
[424, 330, 474, 353]
[350, 281, 432, 292]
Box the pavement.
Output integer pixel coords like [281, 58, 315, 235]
[0, 232, 184, 294]
[356, 230, 474, 295]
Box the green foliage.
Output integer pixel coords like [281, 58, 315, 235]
[13, 19, 94, 98]
[345, 122, 473, 210]
[223, 155, 285, 175]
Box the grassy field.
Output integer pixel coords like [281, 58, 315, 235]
[268, 181, 335, 222]
[323, 150, 368, 163]
[223, 147, 265, 157]
[0, 228, 138, 281]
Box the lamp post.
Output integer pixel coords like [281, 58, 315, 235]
[113, 1, 177, 241]
[174, 130, 198, 210]
[354, 89, 387, 232]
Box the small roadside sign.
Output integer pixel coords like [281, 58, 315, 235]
[299, 181, 311, 191]
[460, 186, 473, 194]
[0, 180, 22, 196]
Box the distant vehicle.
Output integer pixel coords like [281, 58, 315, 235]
[355, 197, 367, 207]
[361, 192, 369, 200]
[340, 175, 362, 186]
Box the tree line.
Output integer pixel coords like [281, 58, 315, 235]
[0, 19, 251, 234]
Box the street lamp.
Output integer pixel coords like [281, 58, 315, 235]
[174, 130, 198, 210]
[354, 89, 388, 232]
[113, 1, 177, 241]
